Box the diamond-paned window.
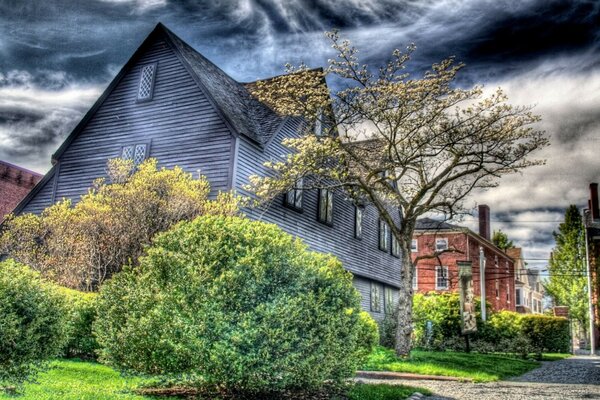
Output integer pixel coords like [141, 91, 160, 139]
[121, 145, 134, 160]
[133, 144, 147, 166]
[121, 143, 149, 167]
[137, 64, 157, 101]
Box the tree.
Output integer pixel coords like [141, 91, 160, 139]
[0, 158, 239, 290]
[492, 230, 515, 250]
[545, 205, 588, 338]
[249, 31, 548, 356]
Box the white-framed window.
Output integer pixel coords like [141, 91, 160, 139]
[370, 282, 381, 312]
[506, 283, 510, 302]
[411, 239, 418, 252]
[391, 237, 400, 257]
[435, 238, 448, 251]
[354, 206, 363, 239]
[516, 288, 522, 306]
[317, 188, 333, 225]
[379, 219, 390, 252]
[284, 178, 303, 210]
[137, 63, 157, 102]
[121, 142, 149, 167]
[412, 266, 418, 290]
[495, 280, 500, 298]
[435, 266, 449, 290]
[494, 255, 499, 268]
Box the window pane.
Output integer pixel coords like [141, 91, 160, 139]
[384, 287, 394, 315]
[326, 190, 333, 224]
[138, 64, 156, 100]
[392, 237, 399, 257]
[121, 145, 134, 160]
[435, 238, 448, 251]
[370, 282, 381, 312]
[355, 207, 363, 239]
[412, 266, 417, 289]
[411, 239, 418, 252]
[134, 144, 147, 166]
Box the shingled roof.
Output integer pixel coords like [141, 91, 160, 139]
[414, 217, 462, 231]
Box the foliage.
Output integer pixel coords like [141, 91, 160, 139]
[249, 30, 548, 356]
[412, 292, 487, 350]
[361, 346, 540, 382]
[94, 215, 369, 394]
[492, 230, 515, 250]
[0, 359, 152, 400]
[356, 311, 381, 359]
[0, 158, 240, 290]
[59, 288, 98, 359]
[0, 260, 67, 389]
[544, 205, 589, 336]
[520, 314, 570, 354]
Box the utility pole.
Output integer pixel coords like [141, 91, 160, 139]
[584, 224, 596, 355]
[480, 246, 486, 321]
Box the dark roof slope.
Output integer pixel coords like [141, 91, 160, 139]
[415, 217, 462, 231]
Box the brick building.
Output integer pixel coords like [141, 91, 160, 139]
[0, 160, 42, 221]
[584, 183, 600, 349]
[412, 205, 516, 312]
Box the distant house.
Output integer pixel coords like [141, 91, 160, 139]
[11, 23, 402, 321]
[584, 183, 600, 347]
[0, 160, 41, 221]
[509, 247, 544, 314]
[412, 205, 516, 312]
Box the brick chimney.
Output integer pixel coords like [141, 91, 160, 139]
[479, 204, 490, 240]
[590, 183, 599, 220]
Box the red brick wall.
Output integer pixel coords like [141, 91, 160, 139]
[0, 162, 41, 221]
[412, 231, 516, 312]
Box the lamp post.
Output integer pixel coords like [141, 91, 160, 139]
[479, 246, 486, 321]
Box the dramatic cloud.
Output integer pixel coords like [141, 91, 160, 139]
[0, 71, 100, 171]
[1, 0, 598, 268]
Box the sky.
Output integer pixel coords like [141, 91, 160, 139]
[1, 0, 599, 270]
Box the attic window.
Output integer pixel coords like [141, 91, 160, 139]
[121, 143, 149, 167]
[137, 63, 157, 101]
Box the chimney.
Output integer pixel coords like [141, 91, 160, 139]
[590, 183, 599, 220]
[479, 204, 490, 240]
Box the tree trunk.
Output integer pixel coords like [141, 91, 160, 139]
[395, 235, 415, 357]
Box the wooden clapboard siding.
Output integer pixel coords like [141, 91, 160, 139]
[48, 37, 232, 204]
[234, 117, 403, 289]
[19, 167, 56, 215]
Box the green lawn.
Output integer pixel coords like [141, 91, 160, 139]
[1, 359, 427, 400]
[361, 346, 548, 382]
[0, 359, 152, 400]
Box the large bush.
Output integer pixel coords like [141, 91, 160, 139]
[0, 260, 67, 388]
[95, 215, 373, 394]
[59, 288, 98, 359]
[520, 314, 570, 354]
[0, 158, 239, 290]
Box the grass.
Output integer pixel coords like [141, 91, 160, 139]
[361, 346, 545, 382]
[347, 383, 430, 400]
[0, 359, 152, 400]
[540, 353, 572, 361]
[1, 359, 427, 400]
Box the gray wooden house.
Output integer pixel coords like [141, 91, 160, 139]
[14, 23, 402, 320]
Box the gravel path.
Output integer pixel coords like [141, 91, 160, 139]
[357, 355, 600, 399]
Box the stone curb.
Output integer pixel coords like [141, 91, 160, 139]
[356, 370, 474, 382]
[407, 392, 426, 400]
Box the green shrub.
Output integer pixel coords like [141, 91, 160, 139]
[356, 311, 380, 358]
[95, 215, 368, 394]
[59, 288, 98, 359]
[520, 315, 570, 354]
[483, 311, 522, 342]
[0, 260, 67, 388]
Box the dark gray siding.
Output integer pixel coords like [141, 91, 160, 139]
[20, 172, 55, 214]
[234, 118, 403, 292]
[41, 38, 232, 207]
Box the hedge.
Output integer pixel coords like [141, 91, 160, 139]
[0, 260, 67, 388]
[94, 215, 378, 394]
[59, 288, 98, 359]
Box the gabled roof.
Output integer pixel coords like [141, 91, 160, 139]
[52, 23, 289, 162]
